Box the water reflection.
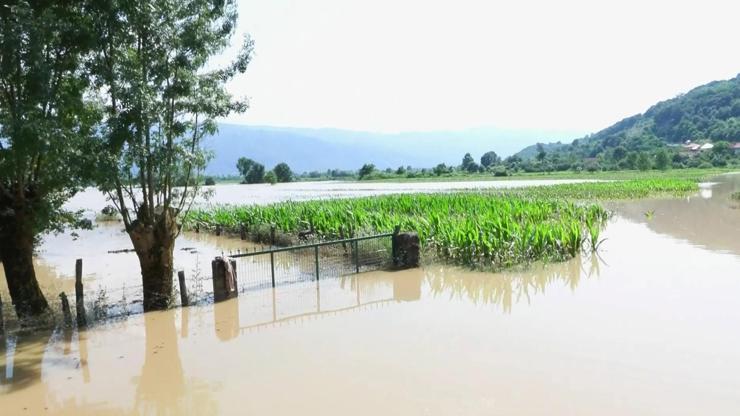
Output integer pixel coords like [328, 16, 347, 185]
[134, 312, 185, 414]
[214, 297, 240, 341]
[424, 253, 598, 313]
[1, 330, 51, 393]
[609, 174, 740, 256]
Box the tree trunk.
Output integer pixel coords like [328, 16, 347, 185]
[0, 211, 50, 320]
[127, 208, 178, 311]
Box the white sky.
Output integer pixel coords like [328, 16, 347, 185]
[222, 0, 740, 134]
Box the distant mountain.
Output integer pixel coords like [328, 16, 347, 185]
[203, 124, 580, 175]
[515, 73, 740, 160]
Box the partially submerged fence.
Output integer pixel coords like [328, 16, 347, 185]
[227, 232, 395, 292]
[0, 231, 419, 331]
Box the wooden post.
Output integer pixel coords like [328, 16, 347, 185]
[240, 225, 247, 240]
[270, 226, 276, 246]
[215, 225, 222, 236]
[75, 259, 87, 327]
[59, 292, 73, 327]
[178, 271, 189, 307]
[314, 245, 320, 280]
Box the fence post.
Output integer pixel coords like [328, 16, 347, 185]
[59, 292, 73, 327]
[270, 251, 276, 288]
[212, 257, 238, 303]
[178, 271, 189, 307]
[354, 240, 360, 273]
[270, 226, 276, 246]
[314, 245, 320, 280]
[75, 259, 87, 327]
[240, 224, 247, 240]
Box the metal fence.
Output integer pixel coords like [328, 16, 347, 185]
[230, 233, 394, 292]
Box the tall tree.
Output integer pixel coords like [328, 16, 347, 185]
[236, 157, 264, 184]
[358, 163, 375, 179]
[461, 153, 475, 170]
[273, 162, 293, 183]
[480, 151, 500, 168]
[0, 1, 97, 319]
[90, 0, 253, 311]
[636, 152, 652, 171]
[654, 149, 670, 170]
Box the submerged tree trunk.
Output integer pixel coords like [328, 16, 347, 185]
[0, 208, 50, 320]
[127, 208, 179, 311]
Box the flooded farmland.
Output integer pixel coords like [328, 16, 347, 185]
[1, 175, 739, 415]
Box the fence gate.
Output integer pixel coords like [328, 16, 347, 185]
[228, 233, 395, 292]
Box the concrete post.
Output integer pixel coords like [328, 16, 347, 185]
[212, 258, 239, 302]
[392, 232, 420, 268]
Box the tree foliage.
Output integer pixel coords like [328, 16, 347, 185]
[237, 157, 265, 184]
[358, 163, 375, 179]
[461, 153, 475, 170]
[273, 162, 293, 182]
[480, 151, 500, 168]
[0, 0, 99, 318]
[90, 0, 253, 310]
[264, 170, 277, 185]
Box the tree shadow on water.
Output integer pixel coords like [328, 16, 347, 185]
[0, 328, 53, 394]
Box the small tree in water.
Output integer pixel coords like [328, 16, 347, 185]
[90, 0, 253, 311]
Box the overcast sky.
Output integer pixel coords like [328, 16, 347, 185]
[221, 0, 740, 134]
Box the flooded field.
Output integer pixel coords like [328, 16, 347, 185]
[65, 178, 598, 212]
[1, 175, 739, 415]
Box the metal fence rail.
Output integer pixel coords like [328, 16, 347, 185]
[230, 233, 394, 292]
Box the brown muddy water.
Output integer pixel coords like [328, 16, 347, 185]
[1, 175, 739, 415]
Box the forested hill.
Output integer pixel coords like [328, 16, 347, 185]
[595, 74, 740, 144]
[515, 74, 740, 160]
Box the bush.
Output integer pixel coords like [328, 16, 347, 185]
[492, 166, 508, 177]
[264, 171, 277, 185]
[204, 177, 216, 186]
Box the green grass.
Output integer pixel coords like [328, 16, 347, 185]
[502, 179, 697, 200]
[731, 191, 740, 201]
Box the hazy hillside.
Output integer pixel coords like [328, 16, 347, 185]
[204, 124, 579, 175]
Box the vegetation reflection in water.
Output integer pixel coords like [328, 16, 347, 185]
[0, 254, 601, 407]
[423, 253, 602, 313]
